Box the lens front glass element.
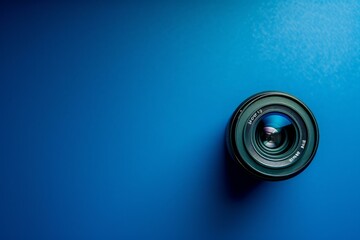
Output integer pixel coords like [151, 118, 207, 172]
[255, 112, 296, 155]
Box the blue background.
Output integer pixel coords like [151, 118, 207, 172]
[1, 1, 360, 239]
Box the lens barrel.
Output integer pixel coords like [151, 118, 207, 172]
[226, 91, 319, 181]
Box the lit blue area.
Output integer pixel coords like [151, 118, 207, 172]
[262, 113, 292, 129]
[1, 1, 360, 240]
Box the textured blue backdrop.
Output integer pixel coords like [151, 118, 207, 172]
[1, 1, 360, 239]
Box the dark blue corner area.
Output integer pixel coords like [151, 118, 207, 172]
[1, 1, 360, 239]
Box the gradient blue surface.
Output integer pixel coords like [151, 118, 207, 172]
[1, 1, 360, 239]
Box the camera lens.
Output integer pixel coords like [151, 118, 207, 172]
[226, 91, 319, 181]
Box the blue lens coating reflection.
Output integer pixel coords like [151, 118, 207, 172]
[262, 113, 292, 130]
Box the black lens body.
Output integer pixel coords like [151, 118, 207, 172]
[226, 91, 319, 181]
